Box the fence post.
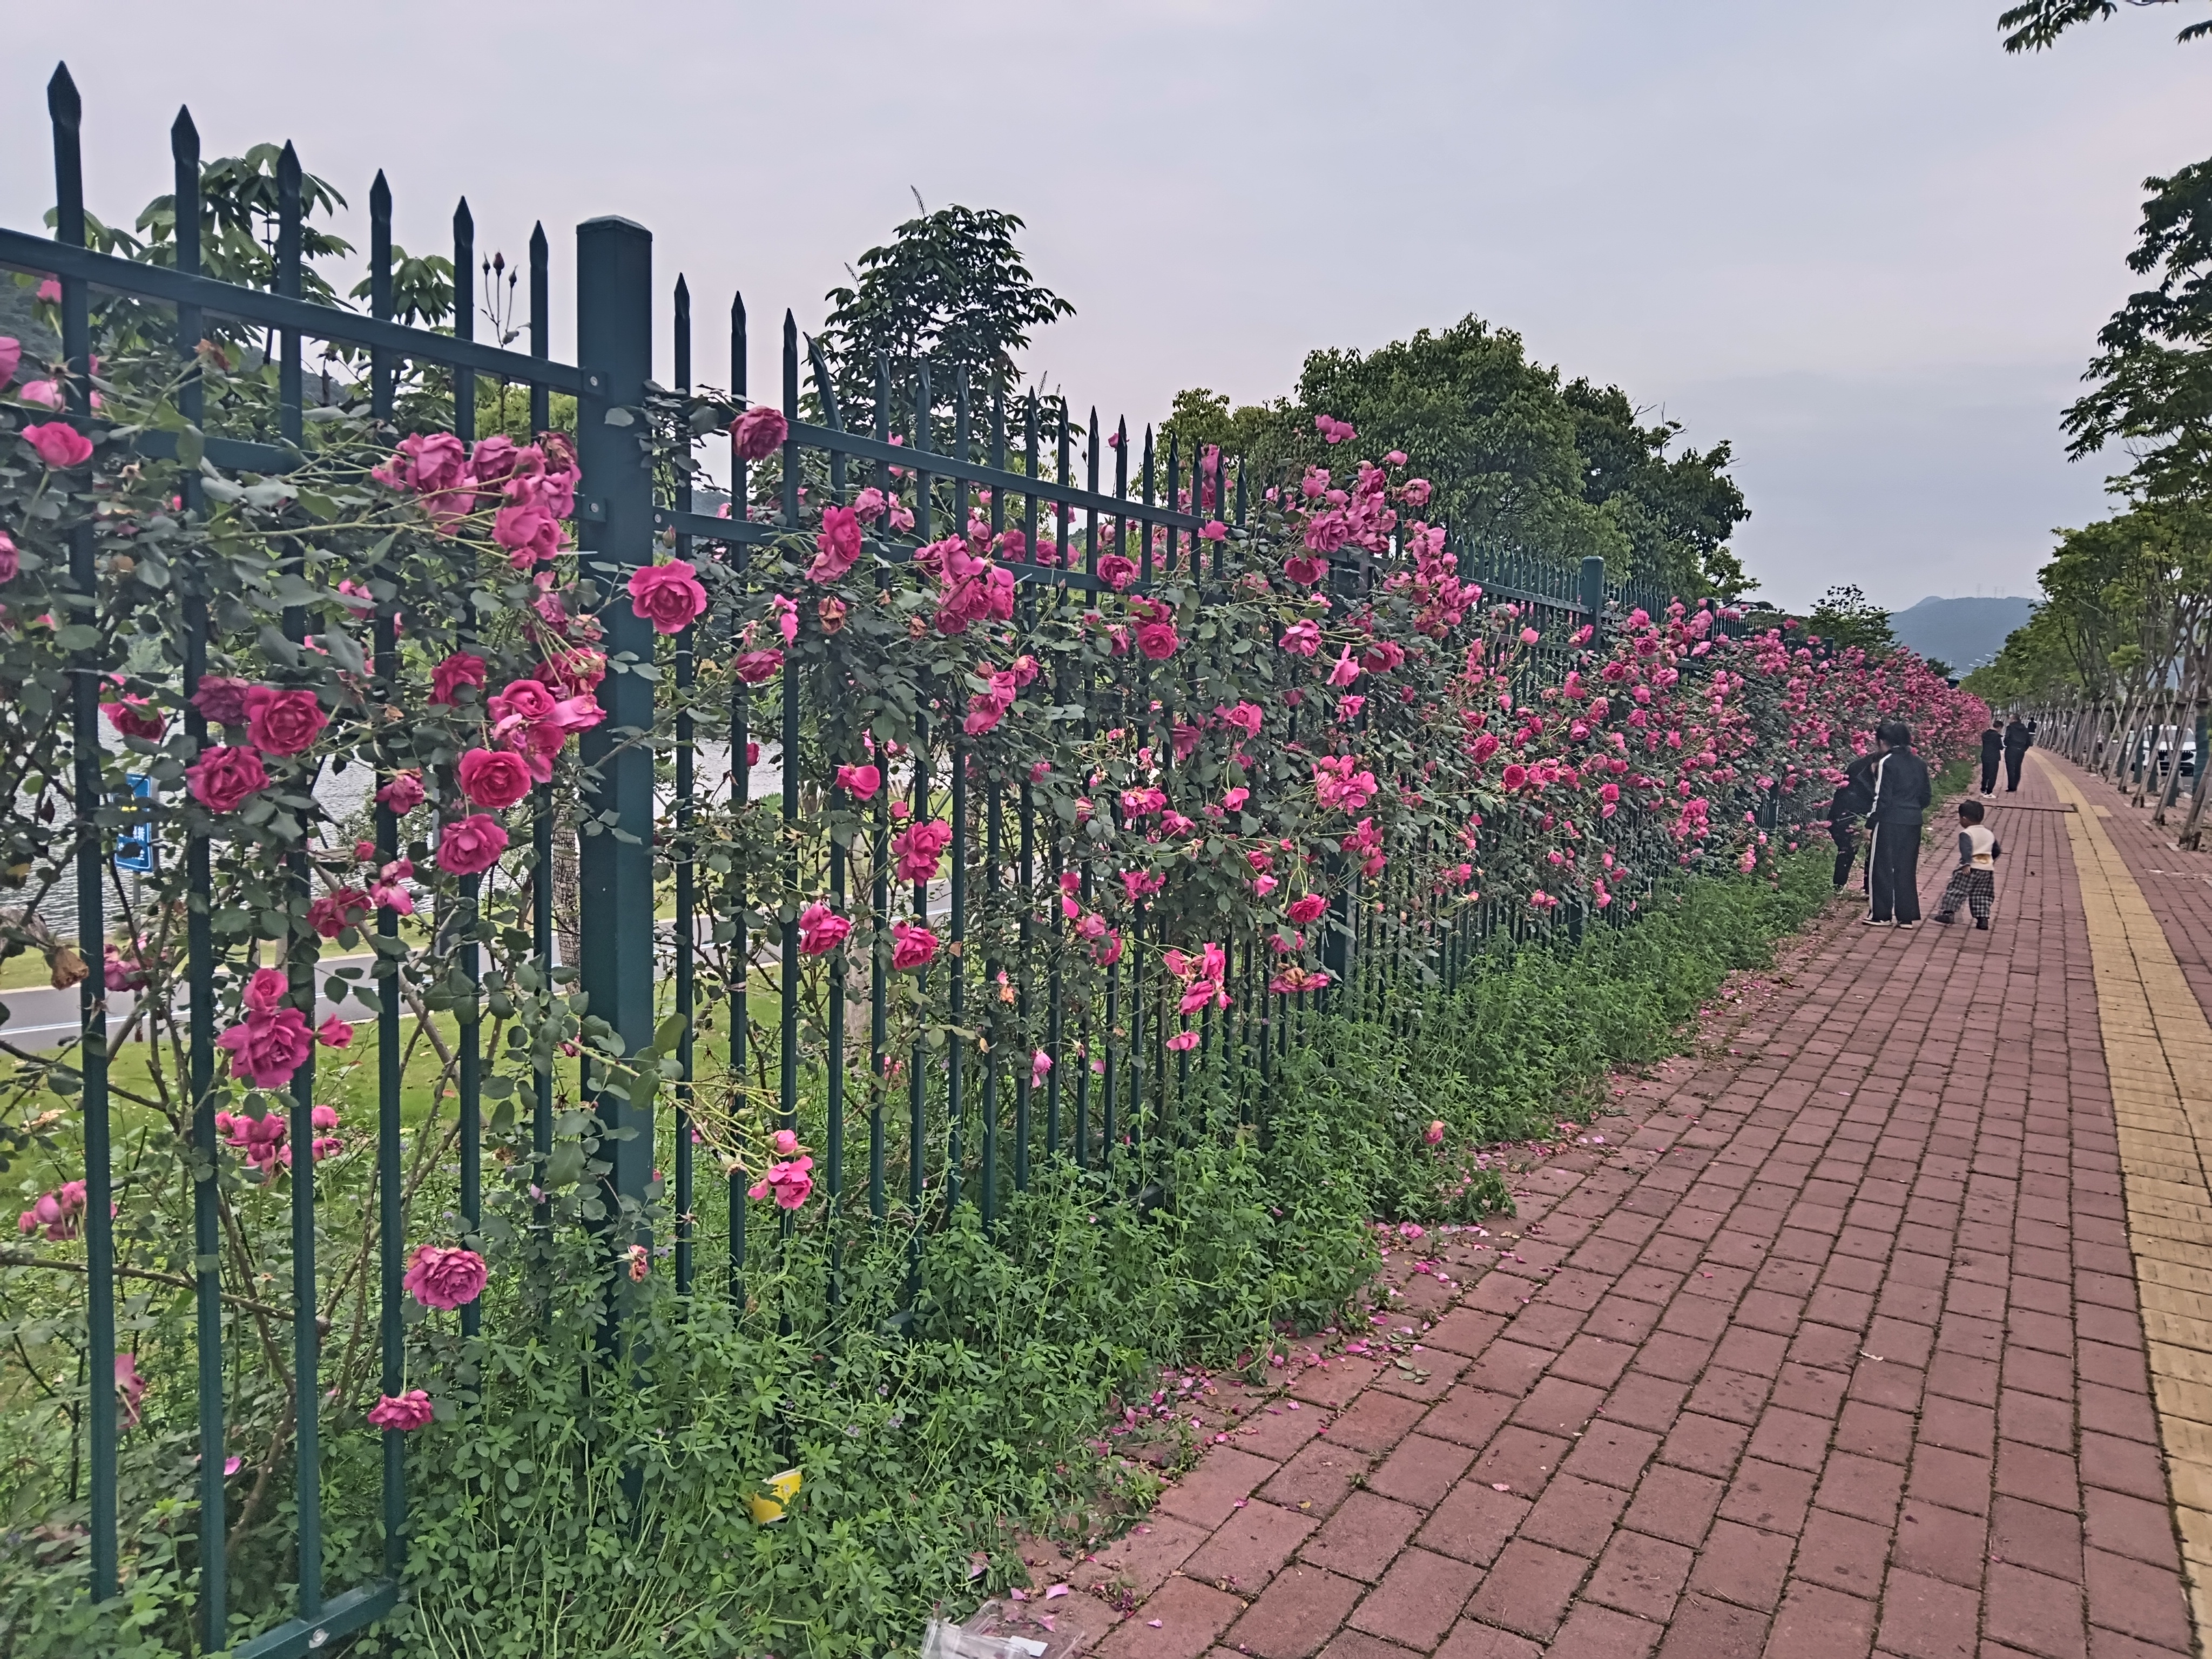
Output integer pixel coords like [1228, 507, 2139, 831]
[1580, 555, 1605, 640]
[575, 218, 658, 1263]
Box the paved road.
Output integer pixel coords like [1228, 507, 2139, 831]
[973, 754, 2206, 1659]
[1, 956, 380, 1050]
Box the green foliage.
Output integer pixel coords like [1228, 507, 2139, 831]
[820, 205, 1074, 432]
[1998, 0, 2211, 52]
[1806, 584, 1898, 658]
[2066, 156, 2212, 503]
[1161, 318, 1750, 597]
[0, 851, 1835, 1657]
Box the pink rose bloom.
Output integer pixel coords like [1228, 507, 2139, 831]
[368, 1390, 435, 1431]
[0, 530, 16, 585]
[1096, 553, 1138, 592]
[834, 763, 881, 800]
[186, 745, 270, 813]
[891, 921, 939, 970]
[1283, 620, 1321, 657]
[1425, 1120, 1446, 1145]
[1327, 648, 1360, 688]
[100, 690, 166, 741]
[1287, 894, 1327, 925]
[851, 486, 887, 523]
[1135, 619, 1178, 660]
[798, 902, 850, 956]
[732, 405, 788, 461]
[1165, 1029, 1200, 1052]
[629, 559, 709, 634]
[376, 771, 426, 814]
[372, 432, 475, 518]
[1031, 1049, 1053, 1087]
[1520, 627, 1541, 646]
[1199, 520, 1227, 542]
[308, 887, 372, 939]
[488, 677, 557, 731]
[748, 1155, 814, 1209]
[439, 813, 510, 876]
[190, 675, 253, 728]
[404, 1243, 488, 1309]
[458, 747, 532, 810]
[0, 336, 17, 390]
[217, 1006, 313, 1089]
[23, 421, 93, 469]
[810, 504, 863, 582]
[891, 818, 952, 885]
[771, 1129, 801, 1156]
[318, 1016, 354, 1049]
[493, 501, 564, 568]
[244, 685, 328, 756]
[17, 381, 63, 410]
[733, 648, 783, 684]
[429, 652, 487, 706]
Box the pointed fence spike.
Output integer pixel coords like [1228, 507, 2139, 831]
[171, 106, 198, 158]
[48, 63, 80, 126]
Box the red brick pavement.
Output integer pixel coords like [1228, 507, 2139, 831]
[982, 758, 2200, 1659]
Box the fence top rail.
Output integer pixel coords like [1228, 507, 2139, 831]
[0, 227, 595, 396]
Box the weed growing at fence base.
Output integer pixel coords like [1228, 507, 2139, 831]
[2, 852, 1832, 1658]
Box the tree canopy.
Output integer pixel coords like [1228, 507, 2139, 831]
[819, 204, 1073, 430]
[1997, 0, 2211, 51]
[1163, 316, 1750, 597]
[1805, 585, 1899, 659]
[2065, 159, 2212, 504]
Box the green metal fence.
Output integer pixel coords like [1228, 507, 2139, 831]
[0, 63, 1730, 1656]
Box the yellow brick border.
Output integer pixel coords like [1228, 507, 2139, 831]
[2040, 754, 2212, 1639]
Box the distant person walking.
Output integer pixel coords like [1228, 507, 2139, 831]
[1827, 744, 1880, 892]
[1979, 721, 2002, 797]
[2003, 716, 2032, 792]
[1865, 721, 1932, 928]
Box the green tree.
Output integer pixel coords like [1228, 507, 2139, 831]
[2065, 158, 2212, 503]
[1163, 316, 1750, 596]
[820, 204, 1073, 431]
[1998, 0, 2211, 51]
[1806, 584, 1898, 657]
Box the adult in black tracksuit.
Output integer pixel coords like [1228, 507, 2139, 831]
[1866, 721, 1933, 926]
[2002, 717, 2032, 792]
[1827, 748, 1880, 890]
[1979, 723, 2002, 795]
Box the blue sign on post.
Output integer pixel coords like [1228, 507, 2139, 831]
[114, 774, 154, 873]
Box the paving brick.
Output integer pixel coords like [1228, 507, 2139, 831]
[1660, 1411, 1751, 1479]
[1089, 1515, 1214, 1597]
[1621, 1462, 1724, 1548]
[1565, 1419, 1664, 1490]
[1816, 1452, 1906, 1526]
[2082, 1547, 2194, 1651]
[1299, 1491, 1425, 1584]
[1687, 1516, 1796, 1610]
[1876, 1567, 1981, 1659]
[1765, 1580, 1879, 1659]
[1098, 1575, 1245, 1659]
[1158, 1448, 1283, 1529]
[1347, 1547, 1481, 1650]
[1461, 1539, 1591, 1641]
[1583, 1529, 1693, 1622]
[1746, 1406, 1833, 1472]
[1418, 1479, 1530, 1566]
[1892, 1498, 1985, 1589]
[1432, 1620, 1542, 1659]
[1982, 1561, 2087, 1659]
[1419, 1387, 1517, 1450]
[1990, 1495, 2082, 1583]
[1717, 1458, 1817, 1536]
[1227, 1565, 1366, 1659]
[1544, 1600, 1665, 1657]
[1326, 1390, 1430, 1456]
[1258, 1440, 1372, 1521]
[1468, 1426, 1570, 1499]
[1182, 1499, 1318, 1594]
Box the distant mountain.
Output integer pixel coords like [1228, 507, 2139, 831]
[1887, 595, 2034, 673]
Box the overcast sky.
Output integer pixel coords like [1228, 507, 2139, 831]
[3, 1, 2203, 610]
